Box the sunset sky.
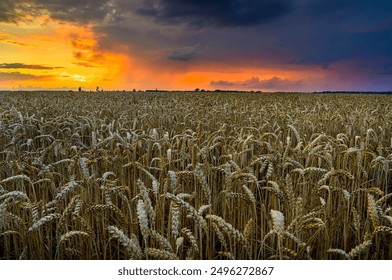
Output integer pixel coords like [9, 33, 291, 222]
[1, 0, 392, 91]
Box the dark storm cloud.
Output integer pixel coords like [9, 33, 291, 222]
[31, 0, 116, 23]
[166, 46, 199, 61]
[0, 63, 62, 70]
[211, 77, 303, 89]
[299, 0, 360, 16]
[0, 0, 123, 24]
[0, 0, 27, 22]
[3, 0, 293, 27]
[283, 27, 392, 70]
[137, 0, 293, 27]
[282, 0, 392, 68]
[167, 51, 195, 61]
[0, 1, 14, 22]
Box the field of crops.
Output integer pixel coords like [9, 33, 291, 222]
[0, 91, 391, 260]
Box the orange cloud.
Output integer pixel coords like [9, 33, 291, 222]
[0, 38, 38, 47]
[70, 37, 106, 67]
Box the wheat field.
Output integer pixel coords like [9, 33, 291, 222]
[0, 91, 391, 260]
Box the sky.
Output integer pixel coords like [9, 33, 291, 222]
[0, 0, 392, 91]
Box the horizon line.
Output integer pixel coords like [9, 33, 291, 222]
[1, 89, 392, 94]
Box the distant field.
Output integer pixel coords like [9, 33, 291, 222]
[0, 91, 391, 260]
